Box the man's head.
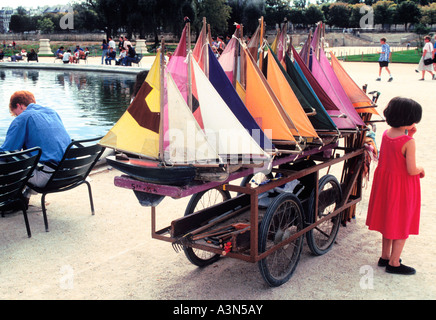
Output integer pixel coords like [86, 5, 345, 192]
[9, 91, 35, 116]
[380, 38, 386, 44]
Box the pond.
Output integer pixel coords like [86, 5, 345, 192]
[0, 68, 137, 144]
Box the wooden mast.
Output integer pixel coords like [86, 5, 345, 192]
[186, 19, 193, 111]
[159, 38, 165, 162]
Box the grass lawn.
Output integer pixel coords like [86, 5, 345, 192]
[340, 49, 423, 64]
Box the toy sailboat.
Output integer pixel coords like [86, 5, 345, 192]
[100, 34, 272, 185]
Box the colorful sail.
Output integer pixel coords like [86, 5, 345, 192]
[291, 46, 357, 130]
[330, 52, 379, 115]
[218, 34, 238, 83]
[283, 52, 337, 132]
[244, 48, 297, 144]
[208, 45, 274, 152]
[192, 57, 270, 162]
[99, 51, 161, 159]
[315, 48, 365, 126]
[165, 71, 220, 164]
[265, 48, 319, 141]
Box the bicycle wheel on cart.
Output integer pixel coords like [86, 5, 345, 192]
[306, 174, 342, 256]
[183, 188, 231, 267]
[258, 193, 304, 287]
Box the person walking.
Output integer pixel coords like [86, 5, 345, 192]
[376, 38, 393, 82]
[366, 97, 424, 275]
[415, 35, 435, 80]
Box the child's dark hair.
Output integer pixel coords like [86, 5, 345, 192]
[383, 97, 422, 128]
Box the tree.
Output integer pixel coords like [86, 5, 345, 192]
[9, 7, 32, 33]
[265, 0, 291, 27]
[240, 0, 265, 35]
[326, 2, 351, 28]
[420, 3, 436, 27]
[396, 0, 421, 31]
[197, 0, 231, 36]
[349, 3, 366, 28]
[373, 0, 395, 29]
[305, 4, 325, 26]
[37, 17, 55, 33]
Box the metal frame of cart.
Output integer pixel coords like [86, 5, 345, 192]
[114, 142, 365, 287]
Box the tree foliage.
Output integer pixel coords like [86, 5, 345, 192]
[5, 0, 436, 37]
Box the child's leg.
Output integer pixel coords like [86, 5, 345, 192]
[381, 236, 392, 259]
[389, 239, 406, 267]
[385, 66, 391, 76]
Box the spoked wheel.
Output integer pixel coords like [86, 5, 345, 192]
[183, 188, 231, 267]
[258, 193, 304, 287]
[306, 174, 342, 256]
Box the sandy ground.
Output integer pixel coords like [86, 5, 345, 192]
[1, 54, 436, 301]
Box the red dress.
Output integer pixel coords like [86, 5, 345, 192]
[366, 130, 421, 239]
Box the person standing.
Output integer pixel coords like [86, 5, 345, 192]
[108, 37, 116, 50]
[0, 91, 71, 191]
[433, 35, 436, 72]
[415, 36, 435, 80]
[101, 39, 109, 64]
[366, 97, 424, 275]
[376, 38, 393, 82]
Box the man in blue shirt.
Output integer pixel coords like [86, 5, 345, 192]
[376, 38, 393, 82]
[0, 91, 71, 189]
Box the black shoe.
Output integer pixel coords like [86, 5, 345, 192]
[378, 257, 401, 267]
[386, 263, 416, 275]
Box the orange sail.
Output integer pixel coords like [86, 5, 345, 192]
[244, 48, 296, 144]
[330, 52, 379, 115]
[266, 49, 319, 142]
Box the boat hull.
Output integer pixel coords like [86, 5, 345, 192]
[106, 156, 197, 186]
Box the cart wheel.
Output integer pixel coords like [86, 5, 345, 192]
[306, 174, 342, 256]
[183, 188, 231, 267]
[258, 193, 304, 287]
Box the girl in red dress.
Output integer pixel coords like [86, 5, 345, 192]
[366, 97, 424, 275]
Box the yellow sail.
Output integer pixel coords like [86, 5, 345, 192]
[100, 51, 161, 159]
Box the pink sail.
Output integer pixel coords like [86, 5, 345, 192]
[315, 49, 365, 126]
[218, 35, 237, 83]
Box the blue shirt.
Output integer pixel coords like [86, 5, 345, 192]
[379, 43, 390, 62]
[0, 103, 71, 164]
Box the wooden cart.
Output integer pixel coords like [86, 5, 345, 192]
[113, 142, 365, 287]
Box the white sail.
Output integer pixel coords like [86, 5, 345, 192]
[192, 57, 270, 164]
[165, 71, 222, 165]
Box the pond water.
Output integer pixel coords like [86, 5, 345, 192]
[0, 68, 136, 144]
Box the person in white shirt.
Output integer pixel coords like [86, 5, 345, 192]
[108, 37, 116, 50]
[62, 50, 72, 64]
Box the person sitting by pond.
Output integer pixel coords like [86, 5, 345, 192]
[122, 44, 136, 66]
[0, 91, 71, 203]
[27, 49, 38, 62]
[55, 46, 64, 59]
[0, 49, 4, 61]
[105, 47, 116, 65]
[116, 48, 127, 65]
[74, 45, 86, 62]
[62, 49, 73, 64]
[10, 49, 26, 62]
